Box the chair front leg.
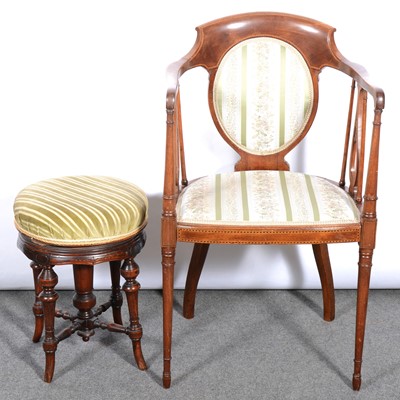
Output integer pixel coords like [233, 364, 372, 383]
[39, 264, 59, 383]
[352, 248, 373, 391]
[162, 245, 175, 389]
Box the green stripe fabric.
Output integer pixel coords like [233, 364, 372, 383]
[305, 174, 320, 221]
[213, 37, 314, 156]
[279, 170, 292, 222]
[216, 74, 223, 119]
[240, 45, 248, 147]
[279, 45, 287, 147]
[240, 171, 249, 221]
[176, 170, 360, 226]
[14, 176, 148, 246]
[215, 174, 222, 220]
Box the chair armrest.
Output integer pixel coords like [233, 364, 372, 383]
[166, 58, 189, 111]
[337, 57, 385, 110]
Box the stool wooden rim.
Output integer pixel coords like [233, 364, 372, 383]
[17, 230, 146, 266]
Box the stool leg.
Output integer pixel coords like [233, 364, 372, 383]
[39, 265, 59, 383]
[31, 262, 44, 343]
[121, 257, 147, 370]
[109, 261, 123, 325]
[73, 264, 96, 341]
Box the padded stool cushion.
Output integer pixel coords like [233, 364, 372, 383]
[177, 170, 360, 227]
[14, 176, 148, 246]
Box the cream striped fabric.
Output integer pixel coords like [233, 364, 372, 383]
[213, 37, 313, 155]
[177, 171, 359, 226]
[14, 176, 148, 246]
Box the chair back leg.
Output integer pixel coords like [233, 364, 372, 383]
[312, 244, 335, 321]
[183, 243, 210, 319]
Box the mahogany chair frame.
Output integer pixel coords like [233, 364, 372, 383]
[161, 12, 384, 390]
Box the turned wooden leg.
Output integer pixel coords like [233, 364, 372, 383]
[31, 262, 44, 342]
[352, 248, 373, 391]
[73, 264, 96, 342]
[121, 258, 147, 370]
[183, 243, 209, 319]
[109, 260, 123, 325]
[312, 244, 335, 321]
[162, 246, 175, 389]
[39, 265, 59, 383]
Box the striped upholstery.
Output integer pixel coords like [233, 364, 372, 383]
[14, 176, 148, 246]
[177, 171, 359, 226]
[213, 37, 313, 155]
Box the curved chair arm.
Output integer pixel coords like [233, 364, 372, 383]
[333, 47, 385, 111]
[347, 65, 384, 110]
[166, 59, 186, 112]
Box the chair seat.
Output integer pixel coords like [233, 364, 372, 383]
[177, 170, 360, 227]
[14, 176, 148, 246]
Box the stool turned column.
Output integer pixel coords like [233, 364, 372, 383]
[73, 264, 97, 341]
[31, 262, 44, 343]
[109, 260, 124, 325]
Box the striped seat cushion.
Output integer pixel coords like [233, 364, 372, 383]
[177, 170, 359, 226]
[14, 176, 148, 246]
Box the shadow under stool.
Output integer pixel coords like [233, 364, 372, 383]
[13, 175, 148, 382]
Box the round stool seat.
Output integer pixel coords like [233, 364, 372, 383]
[14, 176, 148, 246]
[14, 175, 149, 382]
